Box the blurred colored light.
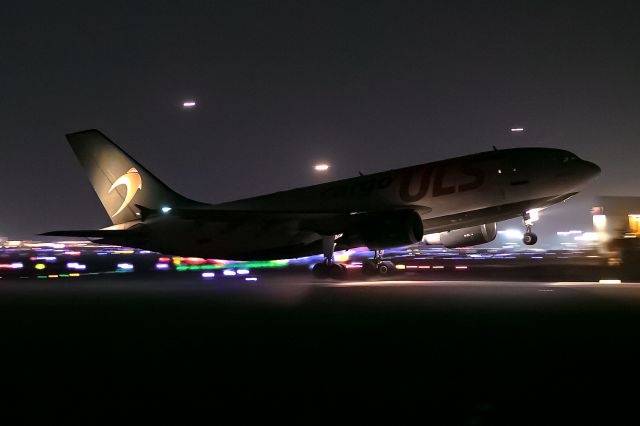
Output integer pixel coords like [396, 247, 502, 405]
[499, 229, 524, 239]
[183, 101, 196, 107]
[35, 263, 46, 270]
[599, 279, 621, 284]
[201, 272, 215, 278]
[35, 256, 57, 262]
[155, 263, 170, 270]
[395, 264, 406, 270]
[314, 164, 330, 171]
[237, 269, 250, 275]
[511, 127, 524, 132]
[66, 262, 87, 270]
[161, 206, 172, 213]
[455, 266, 468, 270]
[117, 263, 134, 270]
[223, 270, 236, 276]
[158, 257, 171, 263]
[245, 277, 258, 282]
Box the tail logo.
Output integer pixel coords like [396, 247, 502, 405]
[109, 168, 142, 217]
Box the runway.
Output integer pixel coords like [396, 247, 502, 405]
[3, 274, 640, 422]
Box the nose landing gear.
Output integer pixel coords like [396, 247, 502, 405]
[522, 211, 539, 246]
[362, 250, 396, 276]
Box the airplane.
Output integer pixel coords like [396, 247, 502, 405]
[43, 129, 601, 278]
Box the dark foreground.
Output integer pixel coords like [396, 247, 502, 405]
[2, 273, 640, 424]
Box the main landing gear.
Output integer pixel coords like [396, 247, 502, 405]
[362, 250, 396, 276]
[522, 211, 538, 246]
[312, 235, 348, 279]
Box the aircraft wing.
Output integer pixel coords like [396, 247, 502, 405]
[136, 204, 430, 221]
[40, 230, 142, 238]
[42, 205, 430, 240]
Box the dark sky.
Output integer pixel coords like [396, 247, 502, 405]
[1, 1, 639, 239]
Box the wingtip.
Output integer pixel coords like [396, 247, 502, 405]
[65, 129, 105, 141]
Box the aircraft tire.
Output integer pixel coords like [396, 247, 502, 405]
[378, 261, 395, 275]
[312, 263, 329, 278]
[523, 232, 538, 245]
[362, 260, 378, 276]
[328, 263, 347, 280]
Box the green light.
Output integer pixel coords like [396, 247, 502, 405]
[175, 259, 289, 272]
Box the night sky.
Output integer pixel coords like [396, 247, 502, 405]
[2, 1, 639, 239]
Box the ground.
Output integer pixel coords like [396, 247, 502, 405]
[1, 273, 640, 423]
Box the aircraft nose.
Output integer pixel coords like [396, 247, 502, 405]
[581, 160, 601, 179]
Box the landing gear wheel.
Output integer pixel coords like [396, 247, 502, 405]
[523, 232, 538, 245]
[328, 263, 347, 279]
[378, 261, 395, 276]
[312, 262, 329, 278]
[362, 260, 378, 276]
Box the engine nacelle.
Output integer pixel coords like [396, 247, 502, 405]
[424, 223, 497, 248]
[339, 210, 424, 250]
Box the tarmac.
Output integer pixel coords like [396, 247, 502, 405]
[2, 273, 640, 423]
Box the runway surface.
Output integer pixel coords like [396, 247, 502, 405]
[3, 274, 640, 423]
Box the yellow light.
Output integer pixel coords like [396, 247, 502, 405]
[599, 279, 621, 284]
[35, 263, 45, 270]
[48, 274, 59, 278]
[334, 250, 351, 262]
[395, 264, 406, 270]
[69, 273, 80, 277]
[629, 215, 640, 234]
[173, 257, 182, 265]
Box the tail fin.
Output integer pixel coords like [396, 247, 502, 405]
[66, 129, 204, 225]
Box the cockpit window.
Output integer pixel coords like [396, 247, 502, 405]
[562, 155, 578, 163]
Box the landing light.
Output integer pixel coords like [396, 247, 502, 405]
[161, 206, 172, 213]
[314, 164, 330, 172]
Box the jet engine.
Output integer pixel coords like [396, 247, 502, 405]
[424, 223, 497, 248]
[338, 210, 424, 250]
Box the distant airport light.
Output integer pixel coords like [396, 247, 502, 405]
[117, 263, 134, 271]
[314, 164, 330, 172]
[575, 232, 599, 242]
[511, 127, 524, 132]
[245, 277, 258, 282]
[161, 206, 172, 214]
[498, 229, 524, 239]
[183, 100, 196, 108]
[66, 262, 87, 270]
[593, 214, 607, 231]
